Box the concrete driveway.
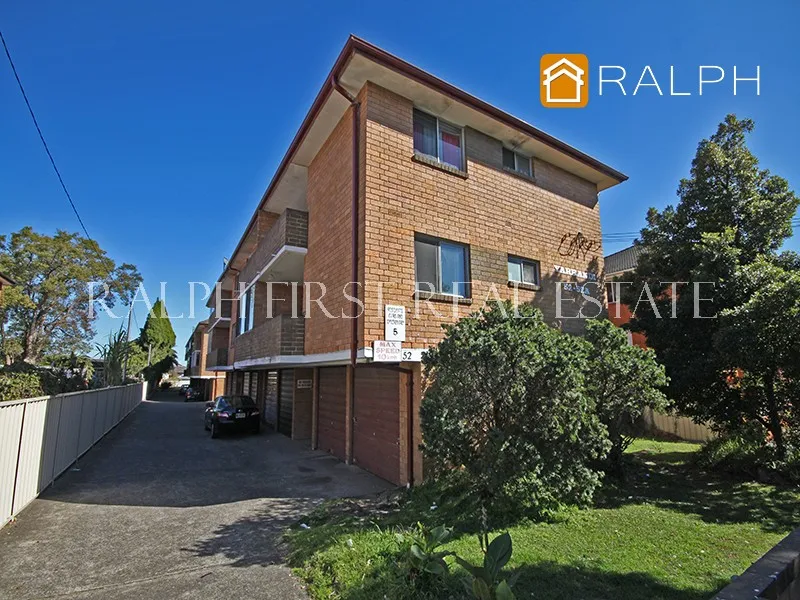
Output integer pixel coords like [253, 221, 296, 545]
[0, 391, 391, 600]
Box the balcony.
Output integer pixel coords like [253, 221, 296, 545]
[234, 314, 305, 364]
[240, 208, 308, 287]
[206, 347, 229, 371]
[209, 302, 232, 321]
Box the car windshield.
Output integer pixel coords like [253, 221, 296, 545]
[219, 395, 256, 408]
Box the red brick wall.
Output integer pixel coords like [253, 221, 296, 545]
[304, 97, 364, 355]
[360, 82, 605, 348]
[608, 301, 648, 348]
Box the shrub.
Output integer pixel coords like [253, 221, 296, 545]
[582, 319, 669, 474]
[697, 421, 800, 483]
[160, 381, 172, 390]
[420, 301, 610, 525]
[0, 370, 44, 402]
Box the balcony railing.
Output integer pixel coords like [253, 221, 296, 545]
[233, 314, 305, 362]
[240, 209, 308, 286]
[206, 347, 229, 370]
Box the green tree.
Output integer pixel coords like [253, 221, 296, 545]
[582, 319, 669, 472]
[0, 227, 141, 363]
[137, 299, 177, 386]
[420, 301, 610, 528]
[621, 115, 799, 434]
[714, 257, 800, 458]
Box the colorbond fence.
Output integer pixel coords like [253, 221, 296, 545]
[642, 407, 716, 443]
[0, 383, 145, 528]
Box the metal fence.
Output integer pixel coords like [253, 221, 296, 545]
[642, 407, 716, 443]
[0, 383, 145, 528]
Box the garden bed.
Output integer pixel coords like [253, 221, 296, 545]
[286, 439, 800, 600]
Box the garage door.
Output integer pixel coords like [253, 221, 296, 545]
[278, 369, 294, 437]
[353, 367, 400, 485]
[264, 371, 278, 428]
[317, 367, 346, 461]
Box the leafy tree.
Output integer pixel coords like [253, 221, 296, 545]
[621, 115, 799, 435]
[0, 227, 141, 364]
[137, 299, 176, 358]
[714, 257, 800, 458]
[420, 301, 610, 527]
[582, 319, 668, 472]
[137, 299, 177, 387]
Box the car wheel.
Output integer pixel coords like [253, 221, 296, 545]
[211, 421, 219, 439]
[204, 419, 210, 431]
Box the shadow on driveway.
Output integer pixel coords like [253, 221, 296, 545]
[0, 391, 392, 600]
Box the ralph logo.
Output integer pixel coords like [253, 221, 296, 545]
[540, 54, 589, 108]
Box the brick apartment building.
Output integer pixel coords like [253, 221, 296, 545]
[184, 320, 226, 402]
[203, 36, 626, 485]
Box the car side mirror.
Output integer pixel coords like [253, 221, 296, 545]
[205, 401, 214, 409]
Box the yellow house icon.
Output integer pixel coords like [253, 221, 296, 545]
[540, 54, 589, 108]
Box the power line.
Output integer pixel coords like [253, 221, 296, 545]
[0, 28, 91, 239]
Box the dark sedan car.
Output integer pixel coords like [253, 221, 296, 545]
[204, 395, 260, 438]
[184, 387, 203, 402]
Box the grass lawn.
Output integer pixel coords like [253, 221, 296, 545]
[286, 439, 800, 600]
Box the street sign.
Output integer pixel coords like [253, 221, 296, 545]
[384, 305, 406, 342]
[373, 340, 403, 362]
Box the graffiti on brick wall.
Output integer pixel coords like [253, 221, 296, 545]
[558, 232, 601, 260]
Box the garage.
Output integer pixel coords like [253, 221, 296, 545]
[278, 369, 294, 436]
[353, 366, 400, 485]
[264, 371, 278, 428]
[317, 366, 346, 461]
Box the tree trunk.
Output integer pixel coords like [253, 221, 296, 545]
[764, 374, 785, 460]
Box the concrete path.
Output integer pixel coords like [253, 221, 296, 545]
[0, 391, 391, 600]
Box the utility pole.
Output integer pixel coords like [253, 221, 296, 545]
[122, 304, 133, 382]
[147, 343, 152, 366]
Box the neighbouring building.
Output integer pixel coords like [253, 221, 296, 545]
[604, 245, 646, 348]
[206, 36, 626, 485]
[184, 320, 226, 402]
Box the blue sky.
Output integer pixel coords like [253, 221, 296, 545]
[1, 0, 798, 359]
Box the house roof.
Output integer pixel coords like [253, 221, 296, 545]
[215, 35, 628, 286]
[0, 272, 16, 287]
[604, 245, 643, 276]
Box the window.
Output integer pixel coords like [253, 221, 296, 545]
[507, 256, 540, 286]
[415, 235, 470, 297]
[502, 148, 532, 177]
[219, 395, 256, 408]
[238, 286, 255, 335]
[413, 109, 464, 170]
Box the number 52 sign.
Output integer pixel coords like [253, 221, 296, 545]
[384, 305, 406, 342]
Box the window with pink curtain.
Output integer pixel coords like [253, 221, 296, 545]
[439, 122, 462, 169]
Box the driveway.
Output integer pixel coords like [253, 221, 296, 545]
[0, 391, 391, 600]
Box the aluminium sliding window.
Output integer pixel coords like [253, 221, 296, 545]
[415, 235, 470, 297]
[413, 109, 465, 170]
[507, 256, 540, 286]
[502, 147, 532, 177]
